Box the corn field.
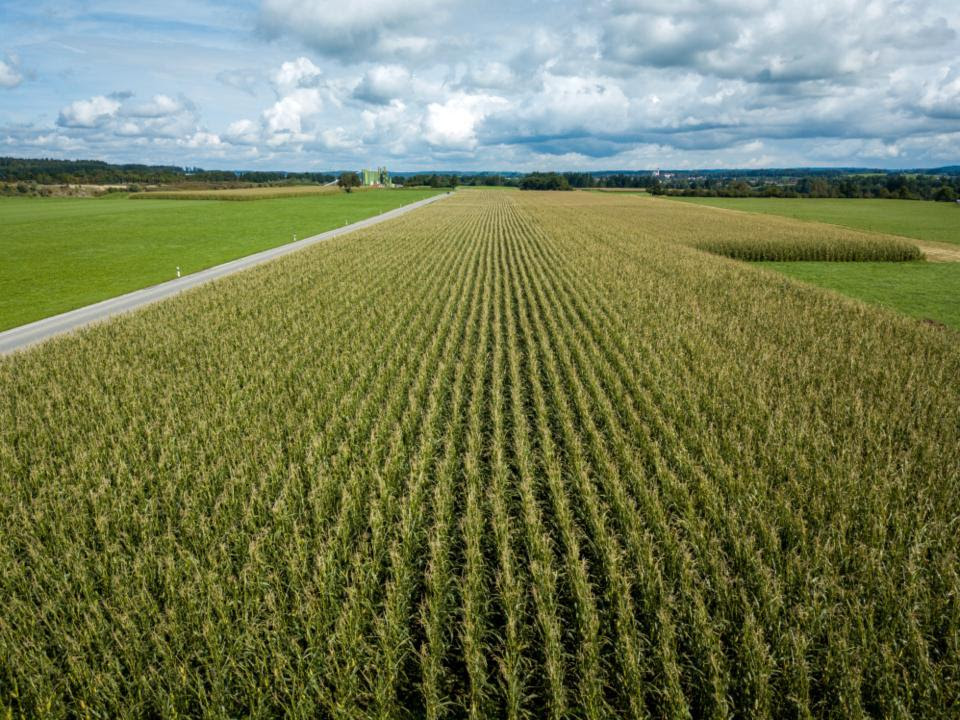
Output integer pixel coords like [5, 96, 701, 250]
[639, 195, 923, 261]
[130, 185, 349, 201]
[1, 190, 958, 718]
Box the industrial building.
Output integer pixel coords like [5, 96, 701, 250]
[361, 167, 390, 187]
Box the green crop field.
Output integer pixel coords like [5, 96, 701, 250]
[661, 196, 959, 327]
[132, 184, 347, 200]
[668, 196, 960, 245]
[2, 190, 957, 718]
[593, 193, 921, 262]
[0, 189, 442, 332]
[759, 261, 960, 330]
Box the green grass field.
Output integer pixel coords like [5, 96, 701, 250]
[0, 189, 442, 331]
[759, 261, 960, 329]
[2, 191, 958, 718]
[664, 196, 959, 327]
[668, 196, 960, 244]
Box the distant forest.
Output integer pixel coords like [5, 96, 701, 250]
[641, 170, 960, 202]
[3, 157, 959, 202]
[0, 157, 335, 187]
[406, 168, 960, 201]
[555, 169, 960, 201]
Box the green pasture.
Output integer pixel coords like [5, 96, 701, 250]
[668, 196, 960, 245]
[0, 189, 442, 331]
[664, 196, 958, 328]
[758, 261, 960, 330]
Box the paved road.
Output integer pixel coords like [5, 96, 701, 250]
[0, 192, 451, 356]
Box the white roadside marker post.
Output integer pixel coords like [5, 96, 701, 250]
[176, 266, 181, 278]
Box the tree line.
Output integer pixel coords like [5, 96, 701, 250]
[512, 170, 960, 201]
[0, 157, 334, 186]
[404, 169, 960, 200]
[648, 173, 960, 202]
[6, 156, 959, 202]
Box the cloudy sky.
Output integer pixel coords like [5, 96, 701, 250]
[2, 0, 959, 171]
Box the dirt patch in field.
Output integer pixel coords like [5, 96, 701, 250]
[918, 242, 960, 262]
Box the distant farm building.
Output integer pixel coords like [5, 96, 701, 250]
[361, 167, 390, 187]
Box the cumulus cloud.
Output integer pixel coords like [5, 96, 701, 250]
[460, 61, 515, 91]
[360, 99, 412, 149]
[242, 57, 336, 146]
[525, 73, 631, 135]
[57, 95, 122, 128]
[124, 94, 188, 118]
[600, 0, 959, 84]
[353, 65, 411, 104]
[0, 55, 24, 89]
[272, 56, 323, 94]
[50, 90, 217, 158]
[6, 1, 960, 168]
[908, 65, 960, 120]
[315, 126, 358, 152]
[258, 0, 449, 61]
[225, 118, 261, 145]
[178, 131, 223, 148]
[423, 93, 509, 149]
[263, 88, 323, 135]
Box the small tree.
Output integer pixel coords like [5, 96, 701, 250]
[518, 172, 572, 191]
[933, 185, 957, 202]
[338, 171, 360, 192]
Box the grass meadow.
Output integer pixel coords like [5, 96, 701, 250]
[2, 190, 957, 718]
[759, 260, 960, 329]
[595, 193, 922, 262]
[0, 188, 442, 331]
[668, 196, 960, 245]
[661, 196, 959, 327]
